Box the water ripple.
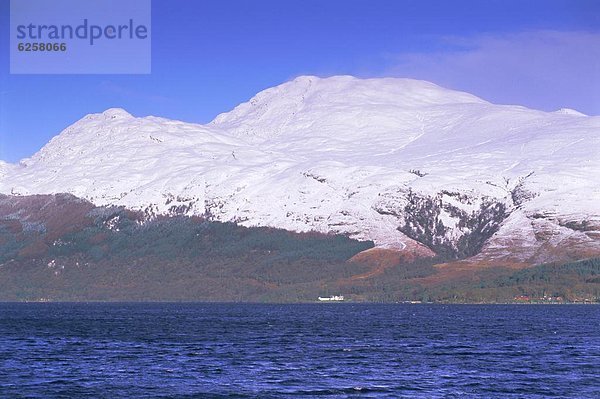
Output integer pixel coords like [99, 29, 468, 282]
[0, 303, 598, 398]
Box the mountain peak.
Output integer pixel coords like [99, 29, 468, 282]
[554, 108, 587, 117]
[100, 108, 133, 120]
[260, 75, 487, 106]
[210, 75, 488, 142]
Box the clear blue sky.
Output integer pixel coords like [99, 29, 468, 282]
[1, 0, 599, 162]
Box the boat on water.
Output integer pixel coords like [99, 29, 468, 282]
[318, 295, 344, 302]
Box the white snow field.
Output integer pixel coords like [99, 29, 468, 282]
[2, 76, 599, 264]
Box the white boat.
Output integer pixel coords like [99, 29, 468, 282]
[318, 295, 344, 301]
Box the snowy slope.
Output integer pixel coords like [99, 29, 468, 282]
[1, 76, 599, 264]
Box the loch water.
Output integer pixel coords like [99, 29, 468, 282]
[0, 303, 598, 398]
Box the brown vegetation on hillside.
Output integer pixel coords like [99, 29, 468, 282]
[0, 194, 598, 303]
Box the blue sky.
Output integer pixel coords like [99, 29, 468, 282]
[1, 0, 599, 162]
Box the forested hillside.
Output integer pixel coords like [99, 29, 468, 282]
[0, 194, 598, 303]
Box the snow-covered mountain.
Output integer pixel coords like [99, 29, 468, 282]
[2, 76, 599, 265]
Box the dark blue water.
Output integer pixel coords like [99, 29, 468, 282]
[0, 304, 598, 398]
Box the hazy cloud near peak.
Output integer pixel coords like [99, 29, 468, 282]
[388, 31, 600, 115]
